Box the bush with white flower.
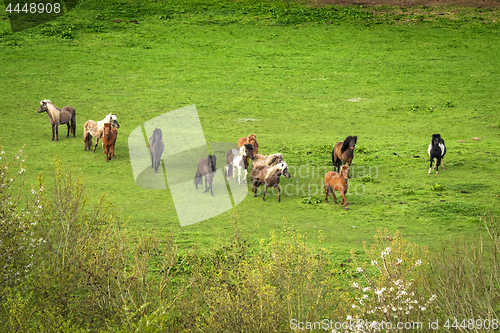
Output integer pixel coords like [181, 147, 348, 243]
[336, 230, 437, 333]
[0, 147, 43, 300]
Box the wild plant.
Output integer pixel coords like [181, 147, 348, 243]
[337, 230, 436, 332]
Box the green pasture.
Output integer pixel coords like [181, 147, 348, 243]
[1, 0, 499, 260]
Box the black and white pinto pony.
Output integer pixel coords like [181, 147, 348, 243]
[225, 144, 254, 184]
[83, 114, 120, 153]
[195, 155, 217, 196]
[428, 134, 446, 175]
[250, 161, 291, 202]
[149, 128, 164, 173]
[37, 99, 76, 141]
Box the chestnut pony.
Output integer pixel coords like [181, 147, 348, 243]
[102, 123, 117, 162]
[237, 134, 258, 156]
[324, 165, 350, 210]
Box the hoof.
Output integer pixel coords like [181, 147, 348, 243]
[345, 207, 349, 210]
[211, 194, 214, 197]
[436, 171, 439, 175]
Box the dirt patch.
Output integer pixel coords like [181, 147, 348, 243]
[306, 0, 500, 7]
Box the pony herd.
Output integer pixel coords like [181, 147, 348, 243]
[194, 132, 447, 210]
[38, 100, 447, 208]
[37, 99, 120, 162]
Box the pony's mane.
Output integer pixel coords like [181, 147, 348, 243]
[104, 113, 117, 122]
[265, 153, 283, 166]
[40, 99, 51, 104]
[341, 136, 357, 154]
[208, 155, 217, 172]
[265, 162, 288, 180]
[238, 144, 253, 157]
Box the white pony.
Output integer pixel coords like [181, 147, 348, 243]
[83, 114, 120, 153]
[225, 144, 254, 184]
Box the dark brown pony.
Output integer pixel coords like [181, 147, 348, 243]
[237, 134, 258, 156]
[149, 128, 164, 173]
[324, 165, 349, 210]
[102, 123, 117, 162]
[332, 136, 357, 173]
[37, 99, 76, 141]
[250, 161, 290, 202]
[195, 155, 217, 196]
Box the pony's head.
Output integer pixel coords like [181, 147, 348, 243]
[207, 155, 217, 172]
[340, 165, 350, 180]
[243, 143, 255, 159]
[103, 122, 112, 138]
[278, 162, 290, 179]
[431, 134, 442, 147]
[341, 136, 357, 154]
[105, 114, 120, 129]
[38, 99, 51, 113]
[153, 128, 162, 140]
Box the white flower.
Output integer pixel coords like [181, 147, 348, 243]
[371, 260, 377, 265]
[357, 267, 363, 273]
[396, 258, 402, 264]
[352, 282, 359, 288]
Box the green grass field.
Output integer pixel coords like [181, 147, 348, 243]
[1, 0, 499, 261]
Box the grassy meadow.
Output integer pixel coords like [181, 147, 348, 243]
[1, 0, 500, 259]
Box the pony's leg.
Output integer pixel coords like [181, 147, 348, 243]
[332, 188, 338, 204]
[204, 176, 209, 193]
[262, 184, 269, 201]
[93, 137, 100, 153]
[240, 169, 248, 184]
[341, 191, 348, 210]
[428, 158, 433, 175]
[51, 124, 55, 141]
[435, 158, 441, 175]
[66, 123, 70, 138]
[209, 178, 214, 197]
[324, 184, 329, 203]
[55, 124, 59, 141]
[441, 158, 444, 170]
[275, 185, 281, 202]
[252, 179, 259, 197]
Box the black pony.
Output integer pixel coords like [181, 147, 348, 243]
[332, 136, 357, 173]
[195, 155, 217, 196]
[428, 134, 446, 175]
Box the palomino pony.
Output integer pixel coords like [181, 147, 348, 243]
[37, 99, 76, 141]
[428, 134, 446, 175]
[149, 128, 164, 173]
[332, 136, 357, 173]
[102, 123, 117, 162]
[251, 153, 283, 169]
[237, 134, 258, 156]
[225, 144, 254, 184]
[250, 161, 290, 202]
[194, 155, 217, 196]
[324, 165, 350, 210]
[83, 114, 120, 153]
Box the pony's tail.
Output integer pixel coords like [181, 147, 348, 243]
[71, 109, 76, 135]
[194, 169, 202, 186]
